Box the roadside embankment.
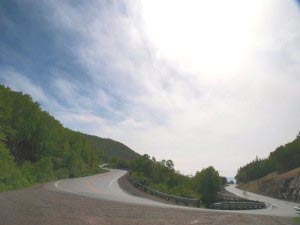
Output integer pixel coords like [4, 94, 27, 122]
[239, 167, 300, 203]
[118, 172, 174, 205]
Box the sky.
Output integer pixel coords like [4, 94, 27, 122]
[1, 0, 300, 177]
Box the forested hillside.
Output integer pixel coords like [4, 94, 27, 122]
[0, 85, 139, 191]
[235, 133, 300, 183]
[0, 85, 226, 206]
[84, 134, 140, 162]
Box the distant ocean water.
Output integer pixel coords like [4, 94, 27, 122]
[226, 177, 236, 184]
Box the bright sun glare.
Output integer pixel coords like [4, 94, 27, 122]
[141, 0, 266, 75]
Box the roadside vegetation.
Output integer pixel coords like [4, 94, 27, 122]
[111, 154, 226, 206]
[0, 85, 138, 192]
[235, 133, 300, 184]
[0, 85, 226, 206]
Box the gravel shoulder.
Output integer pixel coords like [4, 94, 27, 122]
[0, 178, 296, 225]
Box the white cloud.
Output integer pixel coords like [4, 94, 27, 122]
[0, 68, 55, 107]
[45, 0, 300, 176]
[2, 1, 300, 177]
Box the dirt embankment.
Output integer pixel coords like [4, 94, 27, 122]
[239, 167, 300, 203]
[0, 180, 293, 225]
[118, 172, 174, 205]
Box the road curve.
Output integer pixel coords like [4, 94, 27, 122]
[225, 185, 299, 217]
[54, 169, 170, 208]
[53, 169, 299, 217]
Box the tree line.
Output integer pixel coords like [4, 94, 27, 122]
[235, 134, 300, 183]
[110, 154, 226, 206]
[0, 85, 138, 191]
[0, 85, 226, 206]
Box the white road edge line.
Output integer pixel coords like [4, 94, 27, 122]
[109, 176, 119, 187]
[54, 180, 63, 190]
[54, 179, 78, 194]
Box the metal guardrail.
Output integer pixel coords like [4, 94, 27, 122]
[128, 176, 201, 207]
[214, 194, 267, 210]
[217, 195, 253, 202]
[295, 206, 300, 215]
[129, 175, 267, 210]
[211, 201, 266, 210]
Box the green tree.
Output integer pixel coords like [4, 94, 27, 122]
[194, 166, 221, 206]
[0, 142, 26, 191]
[166, 160, 174, 171]
[0, 85, 137, 192]
[35, 157, 55, 182]
[236, 135, 300, 184]
[20, 161, 37, 184]
[220, 176, 227, 186]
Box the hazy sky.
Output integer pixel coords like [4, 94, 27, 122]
[1, 0, 300, 176]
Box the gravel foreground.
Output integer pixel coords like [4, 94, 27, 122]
[0, 181, 296, 225]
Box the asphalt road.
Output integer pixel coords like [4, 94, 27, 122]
[54, 169, 299, 217]
[54, 169, 170, 208]
[225, 184, 299, 217]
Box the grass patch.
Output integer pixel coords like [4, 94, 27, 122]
[292, 217, 300, 225]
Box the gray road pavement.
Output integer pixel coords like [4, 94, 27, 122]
[54, 169, 170, 207]
[53, 169, 299, 217]
[225, 184, 299, 217]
